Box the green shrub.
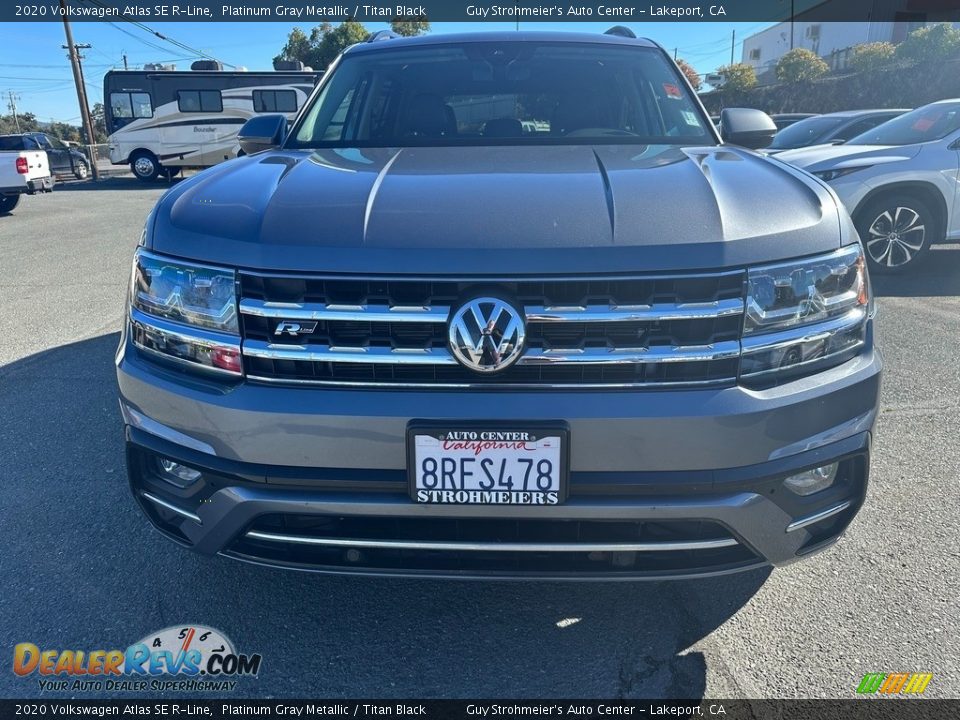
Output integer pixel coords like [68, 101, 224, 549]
[776, 48, 830, 82]
[716, 63, 757, 92]
[849, 42, 897, 72]
[894, 23, 960, 63]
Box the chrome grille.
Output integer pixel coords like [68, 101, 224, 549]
[238, 271, 746, 388]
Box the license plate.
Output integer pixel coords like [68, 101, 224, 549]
[407, 424, 568, 505]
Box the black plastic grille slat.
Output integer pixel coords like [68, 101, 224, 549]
[239, 275, 744, 308]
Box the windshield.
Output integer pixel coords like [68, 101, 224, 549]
[289, 42, 713, 148]
[847, 102, 960, 146]
[769, 116, 843, 149]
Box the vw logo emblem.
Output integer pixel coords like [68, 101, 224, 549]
[448, 297, 526, 373]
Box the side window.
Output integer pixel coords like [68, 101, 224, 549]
[253, 89, 298, 113]
[110, 92, 152, 125]
[178, 89, 223, 113]
[131, 93, 153, 118]
[834, 118, 883, 142]
[111, 92, 133, 118]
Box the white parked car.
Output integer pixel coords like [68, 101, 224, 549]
[0, 135, 54, 215]
[777, 99, 960, 273]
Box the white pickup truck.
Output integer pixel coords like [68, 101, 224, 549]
[0, 136, 54, 215]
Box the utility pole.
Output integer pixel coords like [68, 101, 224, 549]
[7, 90, 21, 132]
[123, 53, 129, 70]
[731, 29, 736, 65]
[59, 0, 100, 180]
[790, 0, 796, 50]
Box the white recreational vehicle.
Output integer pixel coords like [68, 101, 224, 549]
[104, 62, 321, 181]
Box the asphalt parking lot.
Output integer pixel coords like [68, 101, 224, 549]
[1, 178, 958, 700]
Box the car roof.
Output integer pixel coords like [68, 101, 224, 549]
[816, 109, 910, 119]
[344, 31, 660, 55]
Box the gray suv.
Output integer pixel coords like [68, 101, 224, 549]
[116, 29, 881, 579]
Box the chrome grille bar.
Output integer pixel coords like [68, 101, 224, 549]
[240, 297, 745, 324]
[240, 298, 449, 323]
[244, 530, 739, 553]
[525, 298, 745, 323]
[242, 340, 741, 365]
[244, 341, 458, 365]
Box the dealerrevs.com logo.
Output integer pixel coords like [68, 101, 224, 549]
[13, 625, 261, 693]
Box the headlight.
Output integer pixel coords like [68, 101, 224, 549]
[741, 245, 870, 385]
[812, 166, 870, 182]
[132, 249, 237, 332]
[128, 248, 242, 376]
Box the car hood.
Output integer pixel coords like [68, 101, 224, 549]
[150, 144, 844, 275]
[775, 143, 922, 171]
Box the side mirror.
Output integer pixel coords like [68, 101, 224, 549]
[720, 108, 777, 150]
[238, 114, 287, 155]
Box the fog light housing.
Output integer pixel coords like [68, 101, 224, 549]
[157, 458, 202, 488]
[784, 463, 838, 496]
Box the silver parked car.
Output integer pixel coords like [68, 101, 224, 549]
[116, 30, 881, 579]
[766, 109, 909, 154]
[777, 99, 960, 273]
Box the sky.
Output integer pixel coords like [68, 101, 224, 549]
[1, 20, 775, 124]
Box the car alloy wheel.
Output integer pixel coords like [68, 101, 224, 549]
[75, 161, 89, 180]
[865, 205, 927, 269]
[134, 156, 155, 177]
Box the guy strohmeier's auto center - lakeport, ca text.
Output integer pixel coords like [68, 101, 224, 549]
[40, 3, 727, 19]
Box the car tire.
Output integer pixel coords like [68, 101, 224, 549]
[0, 193, 21, 215]
[74, 160, 89, 180]
[0, 194, 20, 215]
[130, 151, 161, 182]
[855, 195, 938, 274]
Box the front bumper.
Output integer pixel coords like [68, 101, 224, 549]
[118, 334, 881, 580]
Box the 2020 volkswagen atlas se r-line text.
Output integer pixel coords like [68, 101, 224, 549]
[116, 29, 882, 579]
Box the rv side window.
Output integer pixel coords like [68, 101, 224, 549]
[178, 90, 223, 113]
[253, 89, 298, 113]
[131, 93, 153, 118]
[110, 92, 153, 120]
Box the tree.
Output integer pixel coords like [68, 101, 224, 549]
[274, 20, 372, 71]
[48, 121, 80, 143]
[675, 58, 702, 91]
[390, 18, 430, 37]
[275, 26, 313, 66]
[894, 22, 960, 64]
[776, 48, 830, 83]
[90, 102, 108, 143]
[0, 111, 40, 135]
[849, 42, 896, 72]
[716, 63, 757, 92]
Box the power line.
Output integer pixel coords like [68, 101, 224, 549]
[0, 62, 114, 69]
[102, 20, 195, 59]
[0, 75, 75, 81]
[81, 0, 235, 67]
